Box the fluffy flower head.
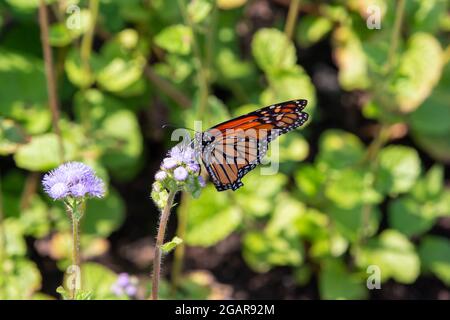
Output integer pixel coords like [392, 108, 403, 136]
[42, 162, 105, 200]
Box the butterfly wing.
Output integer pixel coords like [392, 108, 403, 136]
[201, 99, 309, 191]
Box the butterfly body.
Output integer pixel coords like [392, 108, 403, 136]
[197, 99, 309, 191]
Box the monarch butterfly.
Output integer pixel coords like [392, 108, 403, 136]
[196, 99, 309, 191]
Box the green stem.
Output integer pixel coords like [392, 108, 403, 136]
[66, 199, 84, 300]
[385, 0, 405, 73]
[284, 0, 301, 40]
[151, 190, 177, 300]
[80, 0, 99, 77]
[364, 124, 391, 162]
[71, 216, 80, 299]
[38, 0, 64, 163]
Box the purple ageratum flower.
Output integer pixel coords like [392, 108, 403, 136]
[111, 273, 138, 298]
[198, 176, 206, 187]
[162, 157, 177, 170]
[124, 285, 137, 296]
[154, 171, 167, 181]
[42, 162, 105, 200]
[187, 162, 200, 173]
[116, 273, 130, 287]
[173, 166, 188, 181]
[169, 144, 196, 164]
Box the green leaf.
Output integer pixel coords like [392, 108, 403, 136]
[409, 0, 448, 33]
[424, 165, 444, 197]
[234, 171, 287, 217]
[252, 28, 296, 73]
[82, 189, 125, 237]
[0, 49, 51, 134]
[261, 66, 316, 110]
[325, 169, 381, 209]
[0, 118, 26, 155]
[355, 230, 420, 284]
[390, 32, 443, 113]
[100, 109, 143, 180]
[154, 24, 192, 55]
[319, 258, 367, 300]
[4, 218, 26, 257]
[97, 56, 146, 94]
[49, 23, 73, 47]
[266, 194, 305, 236]
[328, 205, 381, 242]
[296, 15, 333, 47]
[317, 129, 365, 170]
[332, 26, 369, 90]
[187, 0, 212, 23]
[161, 236, 183, 253]
[80, 263, 119, 300]
[243, 229, 304, 273]
[5, 0, 55, 10]
[376, 145, 421, 195]
[64, 49, 96, 88]
[186, 186, 242, 246]
[0, 258, 42, 299]
[20, 195, 51, 238]
[419, 236, 450, 285]
[388, 197, 436, 237]
[409, 88, 450, 135]
[294, 164, 326, 202]
[14, 133, 75, 172]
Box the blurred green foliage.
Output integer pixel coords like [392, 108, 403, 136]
[0, 0, 449, 299]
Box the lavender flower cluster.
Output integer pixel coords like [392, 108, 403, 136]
[111, 273, 138, 298]
[42, 162, 105, 200]
[151, 143, 205, 208]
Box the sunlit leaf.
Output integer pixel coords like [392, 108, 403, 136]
[355, 230, 420, 284]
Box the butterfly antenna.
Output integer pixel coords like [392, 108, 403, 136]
[161, 123, 199, 133]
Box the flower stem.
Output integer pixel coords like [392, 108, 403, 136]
[284, 0, 301, 40]
[151, 190, 177, 300]
[38, 0, 64, 163]
[70, 216, 80, 299]
[66, 199, 84, 300]
[170, 192, 189, 294]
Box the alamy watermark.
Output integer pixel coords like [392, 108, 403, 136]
[366, 265, 381, 290]
[366, 4, 382, 29]
[66, 4, 81, 30]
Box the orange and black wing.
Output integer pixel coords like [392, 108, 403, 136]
[201, 99, 309, 191]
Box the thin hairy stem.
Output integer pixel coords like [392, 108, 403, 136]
[151, 190, 177, 300]
[170, 192, 189, 294]
[71, 216, 80, 299]
[38, 0, 64, 163]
